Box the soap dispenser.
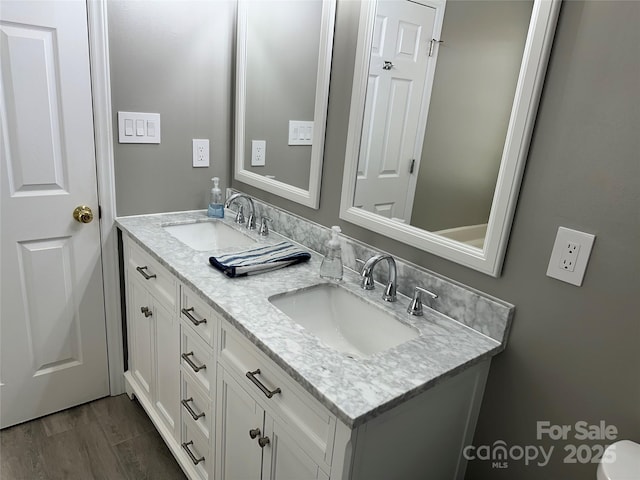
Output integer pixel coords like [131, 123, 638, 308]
[320, 226, 343, 281]
[207, 177, 224, 218]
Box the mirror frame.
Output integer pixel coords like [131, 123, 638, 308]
[234, 0, 336, 209]
[340, 0, 561, 276]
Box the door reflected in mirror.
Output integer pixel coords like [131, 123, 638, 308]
[340, 0, 561, 275]
[353, 0, 533, 249]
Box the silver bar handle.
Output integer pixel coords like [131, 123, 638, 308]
[181, 441, 205, 465]
[246, 369, 281, 399]
[136, 266, 156, 280]
[181, 397, 205, 421]
[181, 352, 206, 373]
[181, 307, 207, 326]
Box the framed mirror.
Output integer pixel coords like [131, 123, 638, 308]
[340, 0, 561, 275]
[234, 0, 336, 209]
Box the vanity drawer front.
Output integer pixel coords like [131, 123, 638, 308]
[181, 413, 212, 480]
[180, 286, 216, 346]
[181, 326, 214, 397]
[127, 240, 177, 310]
[181, 372, 212, 442]
[219, 324, 336, 468]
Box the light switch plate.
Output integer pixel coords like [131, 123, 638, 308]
[546, 227, 595, 286]
[288, 120, 313, 145]
[118, 112, 161, 144]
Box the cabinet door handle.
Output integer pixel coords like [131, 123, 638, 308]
[249, 428, 261, 439]
[140, 306, 152, 318]
[181, 352, 206, 372]
[181, 397, 205, 420]
[181, 441, 205, 465]
[181, 307, 207, 326]
[136, 265, 156, 280]
[246, 369, 281, 399]
[258, 436, 270, 448]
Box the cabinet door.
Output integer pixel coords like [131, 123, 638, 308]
[128, 278, 154, 402]
[154, 300, 180, 441]
[263, 416, 329, 480]
[216, 366, 263, 480]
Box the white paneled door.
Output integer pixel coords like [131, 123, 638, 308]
[354, 0, 437, 223]
[0, 0, 110, 428]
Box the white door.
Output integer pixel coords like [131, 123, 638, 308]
[354, 0, 438, 222]
[0, 0, 109, 428]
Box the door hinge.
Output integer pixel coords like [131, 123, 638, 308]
[429, 38, 444, 57]
[409, 159, 416, 174]
[98, 205, 102, 219]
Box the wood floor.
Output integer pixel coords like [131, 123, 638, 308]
[0, 394, 187, 480]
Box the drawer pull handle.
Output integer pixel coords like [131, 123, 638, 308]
[136, 265, 156, 280]
[181, 397, 205, 420]
[140, 306, 152, 318]
[181, 307, 207, 326]
[249, 428, 261, 439]
[246, 369, 281, 399]
[258, 436, 270, 448]
[181, 441, 205, 465]
[182, 352, 206, 372]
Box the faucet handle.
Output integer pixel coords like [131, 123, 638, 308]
[259, 217, 271, 236]
[357, 258, 376, 290]
[407, 286, 438, 316]
[235, 205, 245, 225]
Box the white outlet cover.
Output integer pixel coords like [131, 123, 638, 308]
[192, 139, 209, 167]
[546, 227, 595, 286]
[251, 140, 266, 166]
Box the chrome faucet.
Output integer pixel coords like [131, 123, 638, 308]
[224, 193, 256, 229]
[360, 254, 397, 302]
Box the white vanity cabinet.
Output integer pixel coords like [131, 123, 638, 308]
[216, 325, 335, 480]
[121, 230, 494, 480]
[124, 239, 180, 443]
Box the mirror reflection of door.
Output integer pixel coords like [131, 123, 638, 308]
[354, 0, 440, 223]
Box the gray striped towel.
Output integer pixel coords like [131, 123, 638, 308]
[209, 242, 311, 278]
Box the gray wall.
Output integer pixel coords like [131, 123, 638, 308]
[412, 0, 532, 232]
[235, 1, 640, 478]
[109, 1, 639, 478]
[243, 0, 322, 190]
[109, 0, 234, 216]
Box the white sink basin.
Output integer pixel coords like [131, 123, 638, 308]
[269, 284, 419, 358]
[163, 221, 256, 251]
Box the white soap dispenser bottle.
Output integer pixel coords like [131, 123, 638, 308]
[207, 177, 224, 218]
[320, 226, 343, 281]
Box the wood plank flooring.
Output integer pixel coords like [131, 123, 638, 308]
[0, 394, 187, 480]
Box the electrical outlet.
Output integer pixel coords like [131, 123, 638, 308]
[251, 140, 266, 166]
[192, 139, 209, 167]
[559, 242, 580, 271]
[546, 227, 595, 286]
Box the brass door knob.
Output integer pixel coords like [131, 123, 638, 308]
[73, 205, 94, 224]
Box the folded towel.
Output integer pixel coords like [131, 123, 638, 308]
[209, 241, 311, 278]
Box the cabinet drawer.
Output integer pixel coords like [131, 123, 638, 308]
[181, 286, 216, 346]
[219, 324, 336, 468]
[181, 414, 212, 480]
[181, 372, 212, 442]
[181, 326, 214, 397]
[127, 240, 177, 310]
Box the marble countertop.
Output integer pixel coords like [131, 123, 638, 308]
[116, 210, 502, 428]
